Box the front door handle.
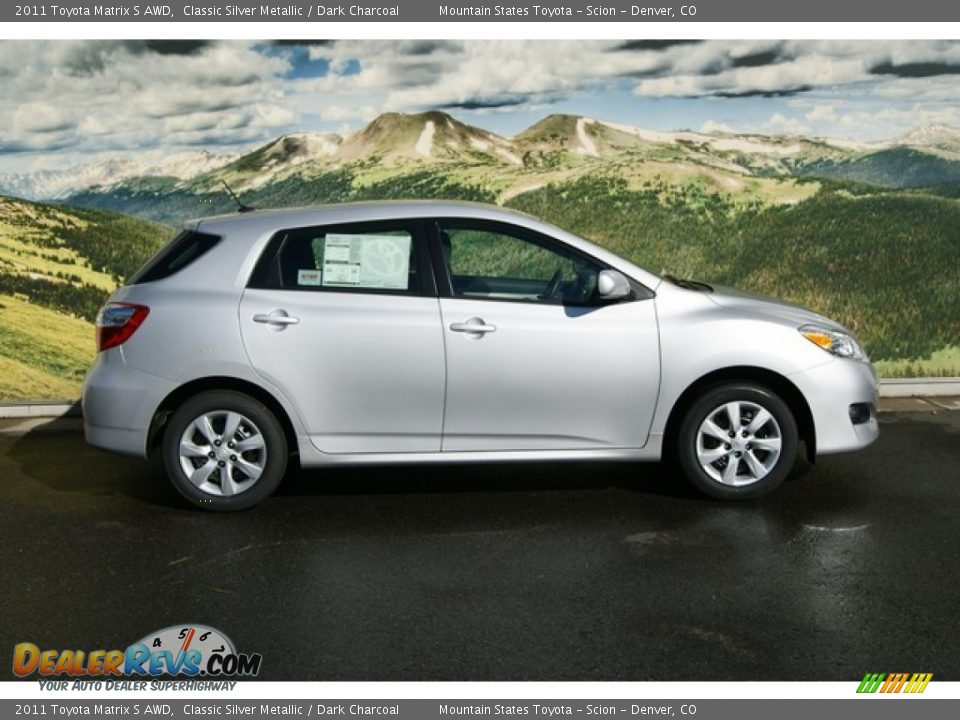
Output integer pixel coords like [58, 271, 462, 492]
[253, 311, 300, 328]
[450, 317, 496, 334]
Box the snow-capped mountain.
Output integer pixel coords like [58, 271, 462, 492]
[194, 112, 523, 192]
[0, 149, 240, 200]
[196, 132, 344, 190]
[143, 149, 243, 180]
[4, 112, 960, 203]
[334, 111, 516, 165]
[0, 158, 140, 200]
[894, 124, 960, 157]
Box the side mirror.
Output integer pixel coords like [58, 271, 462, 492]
[597, 269, 631, 300]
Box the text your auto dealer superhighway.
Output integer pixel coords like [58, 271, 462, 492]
[182, 4, 401, 16]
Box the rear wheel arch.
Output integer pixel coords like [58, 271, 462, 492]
[148, 376, 300, 461]
[663, 366, 816, 464]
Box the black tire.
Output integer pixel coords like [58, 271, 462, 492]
[676, 383, 798, 500]
[162, 390, 288, 511]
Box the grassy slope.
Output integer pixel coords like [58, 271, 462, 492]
[875, 346, 960, 378]
[0, 196, 169, 400]
[0, 294, 93, 400]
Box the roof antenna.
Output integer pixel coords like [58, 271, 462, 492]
[221, 180, 254, 213]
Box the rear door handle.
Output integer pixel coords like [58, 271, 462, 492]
[450, 318, 496, 334]
[253, 311, 300, 327]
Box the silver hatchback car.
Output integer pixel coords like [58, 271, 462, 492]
[83, 201, 878, 510]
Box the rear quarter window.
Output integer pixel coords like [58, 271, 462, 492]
[128, 230, 221, 284]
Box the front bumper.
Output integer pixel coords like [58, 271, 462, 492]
[81, 350, 177, 458]
[790, 358, 879, 455]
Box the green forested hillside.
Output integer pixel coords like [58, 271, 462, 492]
[62, 166, 960, 379]
[506, 179, 960, 364]
[0, 196, 170, 399]
[67, 166, 500, 224]
[67, 184, 224, 225]
[798, 147, 960, 188]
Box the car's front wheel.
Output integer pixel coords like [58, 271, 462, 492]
[676, 383, 798, 500]
[162, 390, 288, 511]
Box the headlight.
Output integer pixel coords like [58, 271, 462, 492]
[799, 325, 869, 362]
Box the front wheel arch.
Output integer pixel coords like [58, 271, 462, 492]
[662, 366, 816, 465]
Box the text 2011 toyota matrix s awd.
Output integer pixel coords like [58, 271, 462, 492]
[82, 201, 878, 510]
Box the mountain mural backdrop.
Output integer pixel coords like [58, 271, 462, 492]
[2, 110, 960, 399]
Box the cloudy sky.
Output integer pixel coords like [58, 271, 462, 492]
[3, 39, 960, 173]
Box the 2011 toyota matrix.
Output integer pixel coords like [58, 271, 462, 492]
[83, 201, 878, 510]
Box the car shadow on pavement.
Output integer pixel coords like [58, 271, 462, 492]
[5, 419, 856, 517]
[281, 459, 701, 500]
[4, 419, 183, 509]
[5, 417, 706, 510]
[279, 442, 817, 501]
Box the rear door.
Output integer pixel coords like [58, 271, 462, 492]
[240, 219, 445, 454]
[433, 218, 661, 452]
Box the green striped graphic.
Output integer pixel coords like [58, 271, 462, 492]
[857, 673, 886, 693]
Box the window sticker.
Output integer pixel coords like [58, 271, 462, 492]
[297, 268, 322, 286]
[322, 233, 411, 289]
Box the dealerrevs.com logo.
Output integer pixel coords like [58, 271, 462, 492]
[13, 625, 262, 678]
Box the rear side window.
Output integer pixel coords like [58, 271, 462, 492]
[249, 220, 424, 295]
[129, 230, 221, 284]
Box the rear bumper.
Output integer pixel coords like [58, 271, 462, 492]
[81, 350, 176, 458]
[791, 358, 880, 455]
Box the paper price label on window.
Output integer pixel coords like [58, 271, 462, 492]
[322, 233, 411, 289]
[323, 263, 361, 285]
[323, 243, 352, 263]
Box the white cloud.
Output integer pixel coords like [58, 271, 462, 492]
[4, 39, 960, 170]
[766, 113, 811, 135]
[633, 55, 868, 98]
[806, 104, 838, 123]
[700, 120, 736, 134]
[301, 40, 670, 112]
[836, 105, 960, 135]
[13, 103, 75, 134]
[0, 41, 294, 157]
[252, 105, 298, 128]
[318, 104, 379, 122]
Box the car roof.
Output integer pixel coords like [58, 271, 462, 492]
[190, 200, 541, 232]
[189, 199, 664, 290]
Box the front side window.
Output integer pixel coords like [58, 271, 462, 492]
[250, 221, 422, 294]
[438, 220, 604, 305]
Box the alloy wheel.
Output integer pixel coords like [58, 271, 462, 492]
[177, 410, 268, 497]
[695, 400, 783, 487]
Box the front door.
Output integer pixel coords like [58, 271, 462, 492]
[435, 219, 661, 452]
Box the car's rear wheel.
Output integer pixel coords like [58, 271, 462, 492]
[162, 390, 288, 511]
[676, 383, 798, 500]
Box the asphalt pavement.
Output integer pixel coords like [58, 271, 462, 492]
[1, 403, 958, 681]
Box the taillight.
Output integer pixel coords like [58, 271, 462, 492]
[96, 303, 150, 352]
